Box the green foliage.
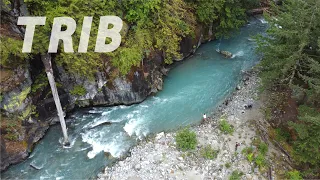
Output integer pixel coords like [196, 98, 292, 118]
[242, 146, 254, 155]
[258, 142, 268, 156]
[200, 145, 218, 159]
[247, 153, 254, 162]
[229, 170, 244, 180]
[256, 0, 320, 98]
[175, 127, 197, 151]
[3, 87, 31, 111]
[4, 133, 19, 141]
[192, 0, 252, 38]
[219, 118, 234, 134]
[275, 128, 291, 142]
[70, 85, 86, 96]
[289, 105, 320, 167]
[242, 141, 268, 169]
[225, 162, 231, 168]
[24, 0, 196, 76]
[193, 0, 220, 24]
[31, 73, 48, 93]
[257, 0, 320, 176]
[22, 0, 249, 76]
[286, 170, 303, 180]
[214, 0, 247, 38]
[255, 153, 266, 168]
[0, 37, 29, 67]
[3, 121, 19, 141]
[24, 0, 122, 77]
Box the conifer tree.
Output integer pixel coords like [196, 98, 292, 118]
[257, 0, 320, 176]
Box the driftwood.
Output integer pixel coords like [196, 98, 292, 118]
[268, 167, 273, 180]
[255, 121, 292, 162]
[246, 7, 270, 16]
[30, 163, 42, 170]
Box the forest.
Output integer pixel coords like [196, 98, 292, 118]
[1, 0, 319, 179]
[257, 0, 320, 178]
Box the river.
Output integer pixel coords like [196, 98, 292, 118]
[2, 17, 267, 179]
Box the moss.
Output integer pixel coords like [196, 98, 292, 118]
[70, 85, 86, 96]
[4, 86, 31, 111]
[30, 105, 39, 118]
[4, 133, 19, 141]
[19, 105, 32, 120]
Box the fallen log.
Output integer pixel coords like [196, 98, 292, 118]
[246, 7, 269, 16]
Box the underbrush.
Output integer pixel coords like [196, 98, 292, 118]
[242, 138, 269, 171]
[175, 127, 197, 151]
[229, 170, 244, 180]
[219, 118, 234, 135]
[200, 145, 218, 159]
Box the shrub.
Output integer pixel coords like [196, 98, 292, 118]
[219, 119, 234, 134]
[175, 127, 197, 151]
[4, 133, 19, 141]
[200, 145, 218, 159]
[255, 153, 266, 168]
[286, 170, 303, 180]
[229, 170, 244, 180]
[225, 162, 231, 168]
[242, 146, 254, 155]
[70, 85, 86, 96]
[247, 153, 254, 162]
[258, 142, 268, 156]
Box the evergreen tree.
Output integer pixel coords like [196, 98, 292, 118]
[257, 0, 320, 176]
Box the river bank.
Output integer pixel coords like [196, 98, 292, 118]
[97, 69, 275, 180]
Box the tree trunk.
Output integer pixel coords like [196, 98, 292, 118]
[41, 53, 69, 146]
[208, 22, 213, 41]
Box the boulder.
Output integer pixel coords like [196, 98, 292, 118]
[216, 49, 233, 58]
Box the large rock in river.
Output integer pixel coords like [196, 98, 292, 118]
[216, 49, 233, 58]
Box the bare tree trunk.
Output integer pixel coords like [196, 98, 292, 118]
[208, 22, 213, 41]
[41, 53, 69, 146]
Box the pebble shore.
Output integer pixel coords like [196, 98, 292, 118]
[98, 70, 268, 180]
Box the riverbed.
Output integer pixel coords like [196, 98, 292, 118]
[2, 17, 267, 179]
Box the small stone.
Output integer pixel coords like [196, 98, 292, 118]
[119, 161, 124, 167]
[246, 174, 252, 179]
[134, 164, 141, 171]
[156, 132, 165, 141]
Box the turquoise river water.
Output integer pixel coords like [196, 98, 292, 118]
[2, 17, 267, 179]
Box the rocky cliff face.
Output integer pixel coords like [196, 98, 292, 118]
[0, 17, 213, 173]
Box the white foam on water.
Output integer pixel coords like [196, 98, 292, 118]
[126, 113, 134, 119]
[82, 129, 130, 159]
[123, 107, 149, 138]
[123, 119, 149, 139]
[75, 146, 91, 152]
[88, 110, 103, 114]
[119, 105, 129, 109]
[231, 51, 244, 58]
[123, 118, 139, 137]
[55, 176, 64, 180]
[258, 17, 268, 24]
[101, 111, 111, 116]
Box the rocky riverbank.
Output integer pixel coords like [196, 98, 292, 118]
[97, 69, 276, 180]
